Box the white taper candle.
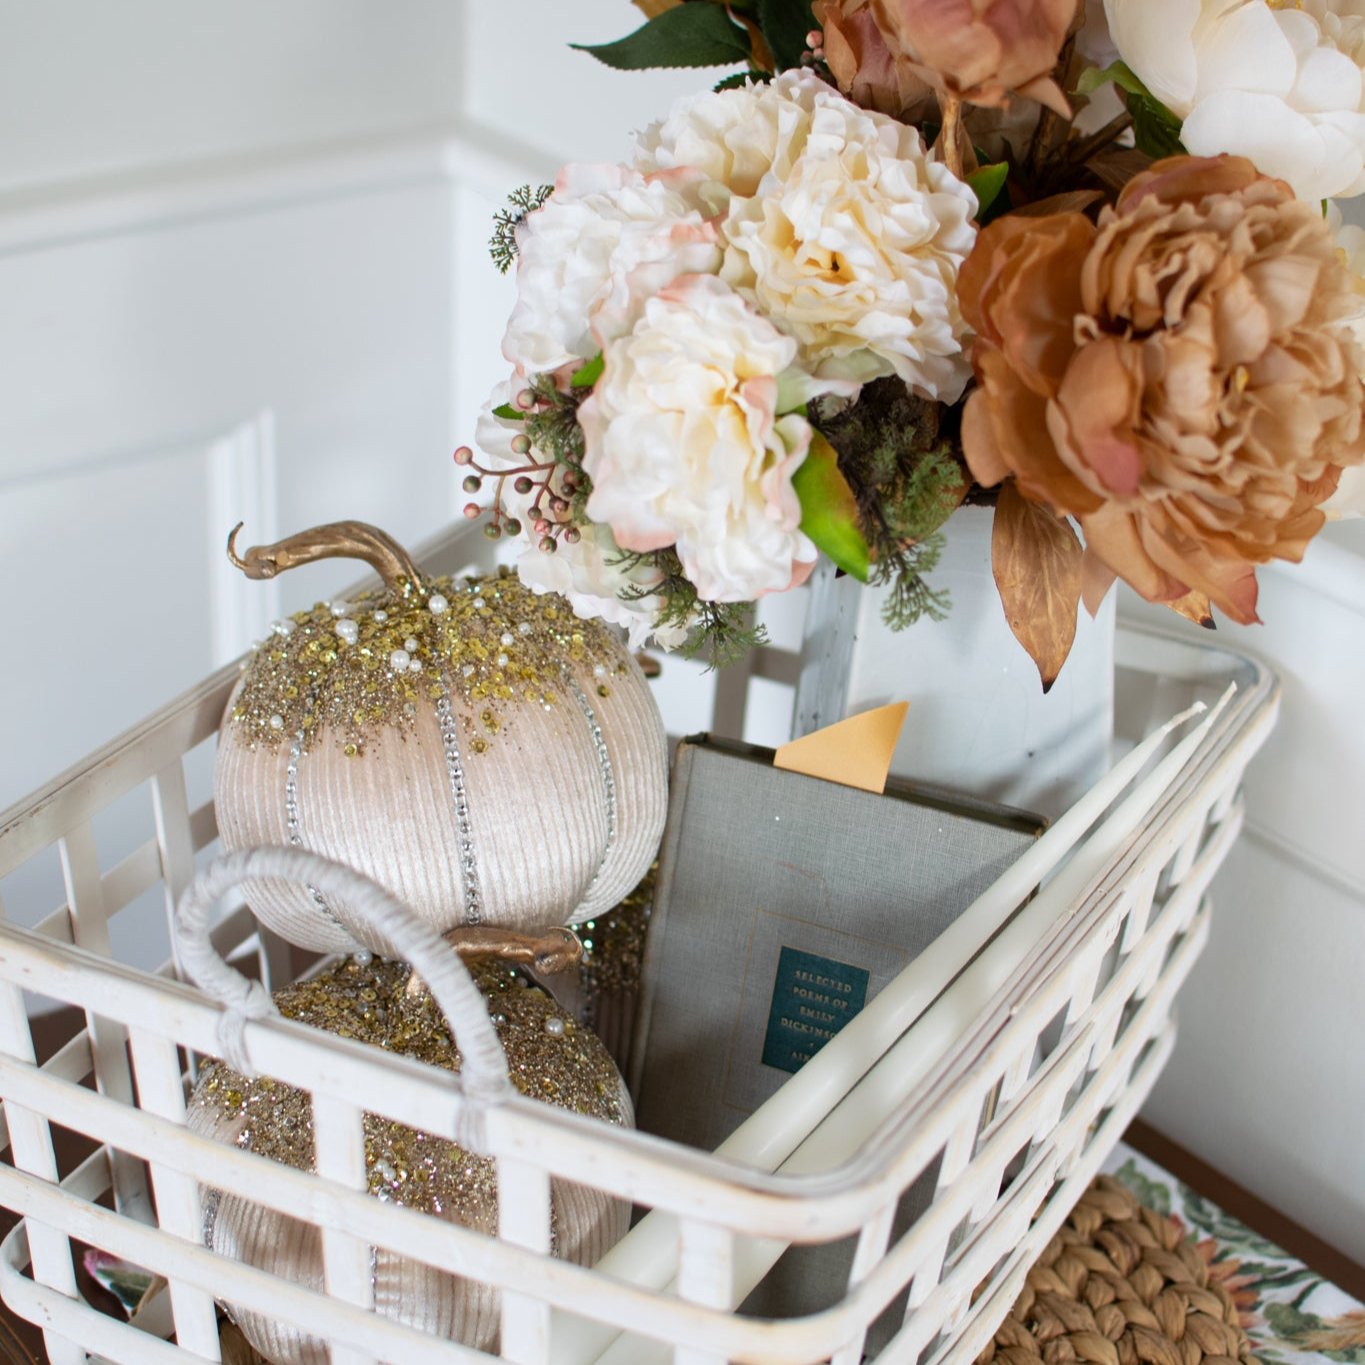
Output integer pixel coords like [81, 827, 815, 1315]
[551, 690, 1225, 1364]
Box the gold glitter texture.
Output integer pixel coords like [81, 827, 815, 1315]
[230, 568, 627, 756]
[578, 865, 654, 1005]
[187, 956, 632, 1360]
[188, 956, 628, 1220]
[554, 865, 656, 1070]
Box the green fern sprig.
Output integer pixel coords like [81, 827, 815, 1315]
[489, 184, 553, 274]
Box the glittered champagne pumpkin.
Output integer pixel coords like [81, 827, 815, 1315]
[214, 522, 668, 953]
[187, 955, 631, 1364]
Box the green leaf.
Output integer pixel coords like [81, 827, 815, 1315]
[1077, 59, 1148, 99]
[491, 403, 523, 421]
[572, 5, 751, 71]
[1265, 1303, 1324, 1340]
[756, 0, 816, 71]
[1109, 1159, 1172, 1217]
[571, 353, 604, 387]
[966, 162, 1009, 217]
[1077, 61, 1184, 159]
[793, 431, 871, 582]
[1127, 91, 1185, 158]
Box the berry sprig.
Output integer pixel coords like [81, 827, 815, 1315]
[454, 377, 592, 554]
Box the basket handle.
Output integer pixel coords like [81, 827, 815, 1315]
[174, 846, 512, 1147]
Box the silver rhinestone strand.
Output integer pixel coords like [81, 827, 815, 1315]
[432, 675, 483, 925]
[567, 675, 617, 898]
[285, 731, 348, 934]
[202, 1187, 221, 1249]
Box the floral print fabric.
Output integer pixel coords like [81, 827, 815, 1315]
[1104, 1143, 1365, 1365]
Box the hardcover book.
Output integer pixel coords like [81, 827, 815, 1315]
[630, 735, 1044, 1154]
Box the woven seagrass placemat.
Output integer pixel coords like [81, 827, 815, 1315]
[213, 1172, 1260, 1364]
[980, 1175, 1258, 1365]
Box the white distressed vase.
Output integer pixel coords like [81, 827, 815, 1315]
[796, 505, 1115, 821]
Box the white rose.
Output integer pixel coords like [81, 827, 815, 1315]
[579, 275, 845, 603]
[1105, 0, 1365, 203]
[501, 162, 721, 378]
[719, 93, 977, 398]
[475, 385, 686, 648]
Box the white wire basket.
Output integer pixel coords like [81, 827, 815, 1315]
[0, 524, 1278, 1365]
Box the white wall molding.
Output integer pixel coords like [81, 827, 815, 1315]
[0, 119, 555, 261]
[207, 413, 280, 668]
[1244, 818, 1365, 910]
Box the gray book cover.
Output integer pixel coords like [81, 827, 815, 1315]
[630, 737, 1044, 1346]
[632, 735, 1043, 1154]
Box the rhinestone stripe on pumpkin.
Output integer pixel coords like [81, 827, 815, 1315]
[285, 729, 350, 936]
[432, 674, 483, 926]
[202, 1186, 221, 1249]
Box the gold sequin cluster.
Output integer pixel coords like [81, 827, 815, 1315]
[579, 865, 655, 1006]
[188, 956, 628, 1229]
[230, 569, 628, 755]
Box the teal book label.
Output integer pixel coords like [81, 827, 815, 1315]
[761, 945, 870, 1075]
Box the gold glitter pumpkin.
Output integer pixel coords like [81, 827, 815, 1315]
[214, 522, 669, 952]
[187, 956, 632, 1363]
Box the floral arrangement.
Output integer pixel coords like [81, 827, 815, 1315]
[457, 0, 1365, 686]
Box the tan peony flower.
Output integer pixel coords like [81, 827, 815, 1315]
[814, 0, 935, 117]
[818, 0, 1078, 114]
[960, 154, 1365, 624]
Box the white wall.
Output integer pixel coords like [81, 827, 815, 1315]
[1120, 527, 1365, 1263]
[1, 0, 1363, 1270]
[0, 2, 488, 987]
[0, 0, 732, 953]
[0, 1, 467, 192]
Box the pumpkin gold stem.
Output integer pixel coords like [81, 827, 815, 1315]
[405, 926, 584, 998]
[227, 520, 426, 595]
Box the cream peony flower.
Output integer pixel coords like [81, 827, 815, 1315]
[634, 70, 823, 216]
[638, 68, 978, 399]
[501, 162, 720, 378]
[580, 275, 845, 603]
[475, 387, 685, 649]
[1105, 0, 1365, 203]
[722, 105, 976, 395]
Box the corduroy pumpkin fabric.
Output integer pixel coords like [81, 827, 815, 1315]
[980, 1176, 1257, 1365]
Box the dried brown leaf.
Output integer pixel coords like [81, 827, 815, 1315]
[631, 0, 683, 15]
[992, 482, 1083, 691]
[1084, 146, 1153, 194]
[1166, 590, 1216, 629]
[1013, 189, 1105, 218]
[734, 10, 776, 71]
